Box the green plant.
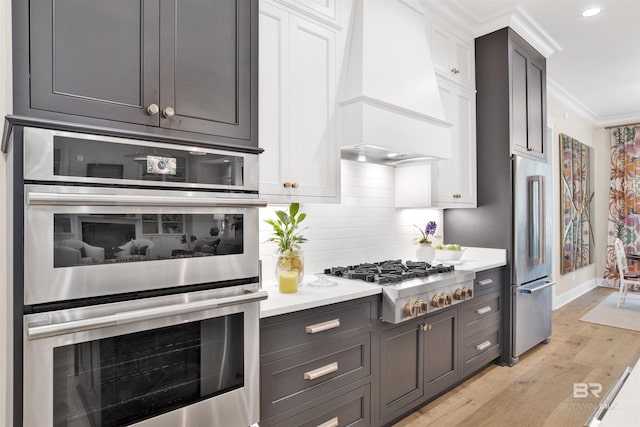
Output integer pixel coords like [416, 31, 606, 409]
[265, 203, 308, 253]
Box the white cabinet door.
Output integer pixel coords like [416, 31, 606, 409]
[288, 15, 337, 199]
[432, 79, 476, 208]
[430, 22, 473, 88]
[259, 3, 290, 196]
[258, 1, 338, 203]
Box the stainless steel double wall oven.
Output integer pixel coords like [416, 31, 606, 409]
[14, 127, 266, 426]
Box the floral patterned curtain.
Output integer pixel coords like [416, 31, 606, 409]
[605, 125, 640, 286]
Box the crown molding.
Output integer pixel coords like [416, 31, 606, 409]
[547, 78, 598, 124]
[423, 1, 562, 58]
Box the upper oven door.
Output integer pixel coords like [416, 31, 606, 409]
[24, 184, 265, 306]
[23, 127, 259, 192]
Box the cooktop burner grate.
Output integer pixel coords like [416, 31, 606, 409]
[324, 260, 455, 285]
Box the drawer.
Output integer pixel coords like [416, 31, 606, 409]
[261, 332, 371, 417]
[269, 384, 371, 427]
[463, 291, 501, 329]
[474, 267, 504, 295]
[463, 326, 501, 367]
[261, 298, 375, 358]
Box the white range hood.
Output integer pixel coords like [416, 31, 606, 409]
[340, 0, 452, 163]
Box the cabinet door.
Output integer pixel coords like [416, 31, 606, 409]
[433, 80, 476, 207]
[30, 0, 160, 126]
[288, 16, 337, 199]
[527, 59, 545, 155]
[430, 22, 473, 87]
[379, 320, 424, 420]
[259, 2, 291, 196]
[423, 307, 459, 400]
[511, 39, 546, 159]
[159, 0, 255, 142]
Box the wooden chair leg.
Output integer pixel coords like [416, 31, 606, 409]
[617, 281, 626, 308]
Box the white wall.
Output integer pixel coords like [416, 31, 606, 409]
[0, 0, 10, 424]
[547, 93, 605, 304]
[259, 160, 442, 280]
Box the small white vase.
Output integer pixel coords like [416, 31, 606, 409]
[415, 243, 435, 263]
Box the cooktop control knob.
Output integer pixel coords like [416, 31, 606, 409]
[454, 288, 467, 300]
[403, 301, 417, 317]
[463, 287, 473, 299]
[416, 299, 427, 315]
[431, 294, 445, 308]
[442, 293, 452, 306]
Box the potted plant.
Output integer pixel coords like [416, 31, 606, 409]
[265, 203, 308, 293]
[414, 221, 438, 262]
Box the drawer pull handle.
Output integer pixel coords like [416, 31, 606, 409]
[305, 319, 341, 334]
[476, 340, 492, 351]
[478, 279, 493, 286]
[476, 306, 492, 315]
[304, 362, 338, 381]
[317, 417, 339, 427]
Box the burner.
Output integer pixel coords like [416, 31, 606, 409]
[324, 260, 455, 285]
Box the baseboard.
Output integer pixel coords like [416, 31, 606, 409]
[552, 278, 598, 310]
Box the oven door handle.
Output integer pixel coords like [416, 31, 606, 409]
[27, 191, 267, 208]
[26, 290, 268, 340]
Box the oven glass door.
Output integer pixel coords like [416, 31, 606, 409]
[24, 289, 264, 427]
[24, 185, 262, 306]
[23, 127, 259, 192]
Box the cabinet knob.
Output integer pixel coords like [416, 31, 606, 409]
[146, 103, 160, 115]
[451, 68, 460, 74]
[283, 182, 292, 188]
[527, 147, 534, 152]
[162, 107, 175, 118]
[292, 182, 299, 189]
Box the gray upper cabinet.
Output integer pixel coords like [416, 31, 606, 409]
[475, 28, 546, 161]
[18, 0, 257, 148]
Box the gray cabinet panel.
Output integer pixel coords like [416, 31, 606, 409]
[261, 332, 371, 418]
[527, 60, 545, 154]
[30, 0, 159, 126]
[261, 299, 374, 358]
[424, 307, 459, 400]
[160, 0, 254, 140]
[379, 319, 423, 419]
[270, 384, 371, 427]
[511, 48, 528, 154]
[462, 324, 502, 373]
[462, 291, 502, 328]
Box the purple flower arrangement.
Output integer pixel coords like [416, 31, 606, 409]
[415, 221, 437, 244]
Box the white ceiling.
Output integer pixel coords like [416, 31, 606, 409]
[444, 0, 640, 126]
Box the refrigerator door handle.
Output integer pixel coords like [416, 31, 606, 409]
[528, 175, 546, 265]
[519, 281, 555, 294]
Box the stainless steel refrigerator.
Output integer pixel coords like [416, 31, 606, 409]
[443, 154, 554, 365]
[512, 156, 554, 360]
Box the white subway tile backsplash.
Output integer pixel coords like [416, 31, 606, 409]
[259, 160, 443, 279]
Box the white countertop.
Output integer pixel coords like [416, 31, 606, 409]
[260, 247, 507, 318]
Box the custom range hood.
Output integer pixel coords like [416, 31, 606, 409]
[340, 0, 452, 164]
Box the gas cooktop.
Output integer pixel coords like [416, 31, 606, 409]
[324, 259, 476, 323]
[323, 260, 455, 285]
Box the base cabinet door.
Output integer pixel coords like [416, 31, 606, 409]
[379, 318, 424, 421]
[423, 307, 460, 400]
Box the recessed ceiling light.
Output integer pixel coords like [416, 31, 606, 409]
[582, 7, 601, 17]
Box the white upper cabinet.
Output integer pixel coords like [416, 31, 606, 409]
[431, 78, 476, 208]
[259, 1, 339, 203]
[428, 19, 474, 89]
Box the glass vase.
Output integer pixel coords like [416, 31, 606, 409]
[275, 249, 304, 293]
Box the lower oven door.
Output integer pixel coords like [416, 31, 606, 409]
[24, 184, 265, 305]
[23, 287, 267, 427]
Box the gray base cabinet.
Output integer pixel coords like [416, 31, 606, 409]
[259, 296, 378, 427]
[378, 306, 460, 425]
[15, 0, 258, 149]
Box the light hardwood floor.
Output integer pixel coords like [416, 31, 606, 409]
[394, 287, 640, 427]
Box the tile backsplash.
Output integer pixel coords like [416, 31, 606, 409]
[259, 160, 443, 279]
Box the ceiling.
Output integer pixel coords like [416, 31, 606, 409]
[442, 0, 640, 126]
